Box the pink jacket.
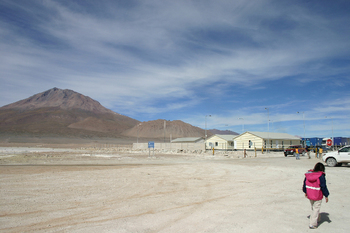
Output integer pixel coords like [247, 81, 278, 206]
[305, 170, 324, 201]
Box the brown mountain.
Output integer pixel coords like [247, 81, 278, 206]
[0, 88, 139, 137]
[122, 119, 212, 140]
[0, 88, 214, 142]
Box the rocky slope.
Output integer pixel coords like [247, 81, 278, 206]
[209, 129, 239, 135]
[0, 88, 139, 137]
[122, 119, 212, 139]
[0, 88, 218, 141]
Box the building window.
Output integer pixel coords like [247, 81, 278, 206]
[215, 142, 218, 146]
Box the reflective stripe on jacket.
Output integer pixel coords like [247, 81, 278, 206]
[305, 170, 324, 200]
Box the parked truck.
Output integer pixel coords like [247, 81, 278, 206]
[322, 137, 348, 148]
[341, 137, 350, 146]
[302, 137, 323, 147]
[284, 145, 307, 157]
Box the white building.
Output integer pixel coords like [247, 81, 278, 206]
[205, 134, 238, 150]
[233, 131, 301, 150]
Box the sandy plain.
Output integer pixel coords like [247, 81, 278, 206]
[0, 146, 349, 233]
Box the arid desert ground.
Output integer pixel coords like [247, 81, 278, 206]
[1, 146, 349, 233]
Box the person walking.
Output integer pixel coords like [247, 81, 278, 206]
[303, 162, 329, 229]
[295, 148, 300, 160]
[306, 145, 311, 159]
[319, 147, 323, 159]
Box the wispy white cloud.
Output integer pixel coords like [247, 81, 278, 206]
[0, 0, 349, 137]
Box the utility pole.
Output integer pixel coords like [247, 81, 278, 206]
[137, 123, 142, 143]
[205, 115, 211, 140]
[325, 116, 334, 150]
[265, 108, 269, 153]
[238, 118, 244, 134]
[164, 120, 166, 143]
[297, 111, 305, 138]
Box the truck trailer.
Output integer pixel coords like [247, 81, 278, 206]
[302, 137, 323, 147]
[322, 137, 349, 147]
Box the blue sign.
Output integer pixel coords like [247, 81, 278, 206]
[148, 141, 154, 148]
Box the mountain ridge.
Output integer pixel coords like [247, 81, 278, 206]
[0, 88, 139, 137]
[0, 88, 226, 141]
[122, 119, 212, 139]
[1, 87, 115, 115]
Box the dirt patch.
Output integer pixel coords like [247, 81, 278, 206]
[0, 147, 349, 232]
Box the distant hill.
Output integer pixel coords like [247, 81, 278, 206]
[1, 87, 114, 114]
[0, 88, 214, 141]
[122, 119, 213, 140]
[0, 88, 139, 137]
[209, 129, 239, 135]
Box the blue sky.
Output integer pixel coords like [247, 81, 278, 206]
[0, 0, 349, 138]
